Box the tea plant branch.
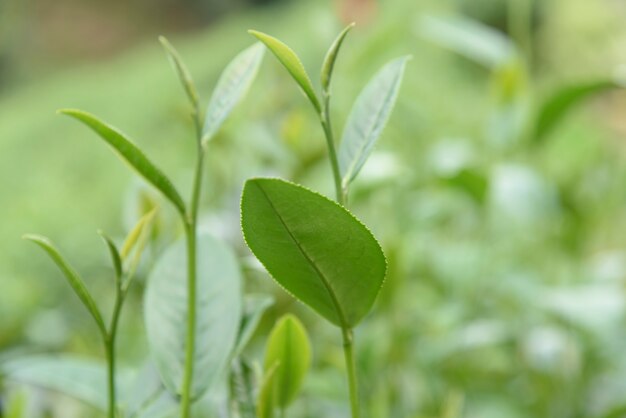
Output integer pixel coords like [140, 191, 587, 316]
[341, 328, 359, 418]
[320, 92, 346, 205]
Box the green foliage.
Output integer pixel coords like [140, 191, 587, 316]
[144, 232, 242, 399]
[241, 178, 386, 328]
[321, 23, 355, 92]
[59, 109, 187, 216]
[533, 79, 622, 142]
[202, 43, 265, 144]
[22, 235, 107, 336]
[249, 30, 322, 113]
[339, 56, 410, 188]
[265, 314, 311, 408]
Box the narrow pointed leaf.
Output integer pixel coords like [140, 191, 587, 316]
[241, 178, 386, 328]
[263, 314, 311, 408]
[23, 234, 107, 335]
[249, 30, 321, 113]
[339, 56, 409, 188]
[97, 230, 122, 284]
[159, 36, 199, 108]
[60, 109, 186, 216]
[533, 79, 621, 142]
[144, 232, 242, 399]
[256, 362, 279, 418]
[122, 208, 157, 285]
[234, 294, 275, 356]
[321, 23, 355, 92]
[201, 43, 265, 144]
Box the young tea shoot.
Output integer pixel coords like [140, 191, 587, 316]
[243, 24, 408, 417]
[44, 37, 263, 418]
[24, 209, 156, 418]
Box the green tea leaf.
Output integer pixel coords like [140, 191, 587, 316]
[59, 109, 186, 216]
[533, 80, 621, 142]
[23, 234, 107, 336]
[256, 362, 279, 418]
[2, 355, 131, 411]
[234, 294, 275, 356]
[159, 36, 200, 109]
[249, 30, 321, 113]
[241, 178, 386, 328]
[202, 43, 265, 145]
[419, 15, 515, 69]
[263, 314, 311, 409]
[321, 23, 355, 92]
[122, 208, 157, 284]
[339, 56, 409, 188]
[97, 230, 122, 285]
[144, 232, 242, 399]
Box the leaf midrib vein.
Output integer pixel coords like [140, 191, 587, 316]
[256, 183, 349, 328]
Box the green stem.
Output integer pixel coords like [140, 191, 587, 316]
[180, 111, 206, 418]
[320, 93, 345, 206]
[105, 287, 124, 418]
[342, 327, 359, 418]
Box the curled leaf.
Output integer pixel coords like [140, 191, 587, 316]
[321, 23, 355, 92]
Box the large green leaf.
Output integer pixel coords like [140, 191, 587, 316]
[533, 80, 621, 142]
[339, 57, 409, 188]
[23, 235, 107, 336]
[60, 109, 186, 216]
[144, 232, 242, 399]
[249, 30, 321, 113]
[201, 43, 265, 145]
[263, 314, 311, 409]
[2, 355, 131, 411]
[240, 178, 386, 328]
[320, 23, 355, 92]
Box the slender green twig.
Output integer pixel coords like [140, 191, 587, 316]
[342, 328, 360, 418]
[180, 108, 206, 418]
[105, 285, 124, 418]
[319, 93, 345, 206]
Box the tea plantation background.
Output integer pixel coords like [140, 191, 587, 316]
[2, 0, 626, 416]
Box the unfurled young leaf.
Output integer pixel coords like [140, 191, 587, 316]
[339, 56, 409, 188]
[97, 230, 122, 285]
[159, 36, 200, 109]
[59, 109, 186, 216]
[533, 80, 622, 142]
[256, 362, 279, 418]
[144, 232, 242, 399]
[241, 178, 387, 328]
[249, 30, 321, 113]
[202, 43, 265, 145]
[263, 314, 311, 410]
[321, 23, 355, 93]
[121, 208, 157, 283]
[23, 235, 107, 336]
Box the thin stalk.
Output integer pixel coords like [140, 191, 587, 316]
[320, 93, 345, 205]
[105, 286, 124, 418]
[342, 327, 359, 418]
[180, 110, 206, 418]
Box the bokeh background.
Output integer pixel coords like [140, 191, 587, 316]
[2, 0, 626, 417]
